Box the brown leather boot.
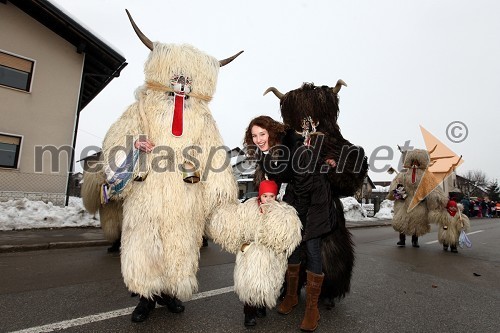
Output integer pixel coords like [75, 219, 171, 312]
[277, 264, 301, 315]
[300, 271, 324, 332]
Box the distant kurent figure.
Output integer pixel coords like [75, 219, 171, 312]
[437, 200, 471, 253]
[387, 149, 449, 247]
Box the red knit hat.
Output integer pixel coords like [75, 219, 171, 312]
[447, 200, 458, 217]
[258, 180, 278, 197]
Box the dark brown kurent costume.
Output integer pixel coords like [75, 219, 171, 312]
[261, 81, 368, 331]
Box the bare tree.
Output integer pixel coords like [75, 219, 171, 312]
[459, 170, 489, 197]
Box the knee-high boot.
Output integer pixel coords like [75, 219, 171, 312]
[300, 271, 324, 332]
[277, 264, 301, 315]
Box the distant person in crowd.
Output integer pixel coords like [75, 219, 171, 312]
[460, 197, 470, 217]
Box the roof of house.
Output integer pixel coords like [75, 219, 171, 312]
[373, 181, 392, 187]
[8, 0, 127, 111]
[365, 176, 376, 189]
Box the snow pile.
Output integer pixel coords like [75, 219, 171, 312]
[374, 199, 394, 220]
[372, 185, 390, 192]
[0, 197, 100, 231]
[341, 197, 368, 221]
[0, 196, 394, 231]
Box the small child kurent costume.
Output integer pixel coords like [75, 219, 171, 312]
[208, 179, 302, 327]
[437, 200, 471, 253]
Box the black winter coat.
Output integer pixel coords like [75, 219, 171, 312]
[256, 130, 336, 241]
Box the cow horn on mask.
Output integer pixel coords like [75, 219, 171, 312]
[332, 79, 347, 94]
[263, 87, 284, 100]
[219, 51, 244, 67]
[126, 9, 243, 67]
[125, 9, 154, 51]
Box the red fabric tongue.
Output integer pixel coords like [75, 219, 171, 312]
[412, 167, 417, 184]
[172, 94, 184, 136]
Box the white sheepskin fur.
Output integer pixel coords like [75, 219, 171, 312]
[257, 201, 302, 257]
[206, 197, 302, 307]
[100, 43, 239, 300]
[234, 243, 287, 308]
[388, 149, 448, 237]
[206, 198, 302, 255]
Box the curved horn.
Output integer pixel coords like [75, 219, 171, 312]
[219, 50, 244, 67]
[263, 87, 284, 100]
[332, 79, 347, 94]
[125, 9, 154, 51]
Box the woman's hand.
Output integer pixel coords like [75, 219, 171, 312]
[325, 158, 337, 168]
[134, 138, 155, 153]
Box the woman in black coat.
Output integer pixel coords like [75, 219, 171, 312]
[244, 115, 345, 332]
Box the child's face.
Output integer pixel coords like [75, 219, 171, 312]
[260, 192, 276, 204]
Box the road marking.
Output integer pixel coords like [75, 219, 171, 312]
[9, 286, 234, 333]
[425, 229, 484, 244]
[465, 230, 484, 236]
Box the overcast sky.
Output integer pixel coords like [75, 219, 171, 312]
[50, 0, 500, 182]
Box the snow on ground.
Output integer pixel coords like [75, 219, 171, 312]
[0, 196, 394, 231]
[375, 199, 394, 219]
[342, 197, 369, 221]
[0, 197, 99, 231]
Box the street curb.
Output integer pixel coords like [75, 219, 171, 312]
[347, 222, 392, 229]
[0, 240, 110, 253]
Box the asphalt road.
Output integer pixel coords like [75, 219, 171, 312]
[1, 219, 499, 333]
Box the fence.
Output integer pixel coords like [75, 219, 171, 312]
[0, 171, 68, 206]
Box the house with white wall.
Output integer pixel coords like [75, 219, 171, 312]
[0, 0, 126, 205]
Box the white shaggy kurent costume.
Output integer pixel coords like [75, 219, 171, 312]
[81, 11, 302, 310]
[388, 149, 449, 237]
[437, 203, 471, 247]
[207, 198, 302, 308]
[104, 44, 239, 301]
